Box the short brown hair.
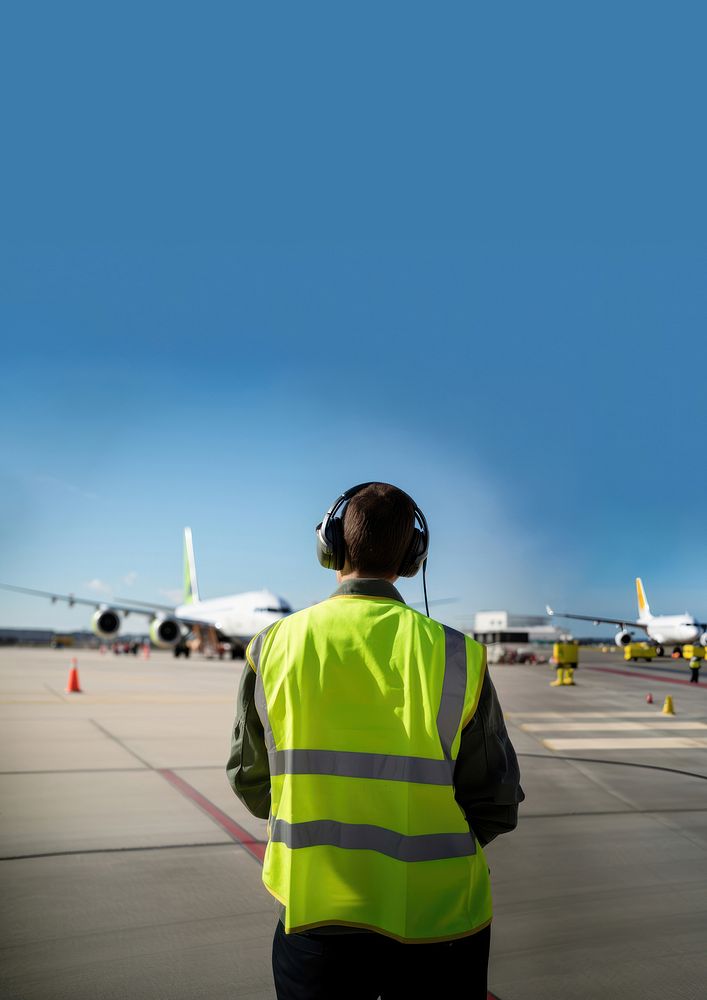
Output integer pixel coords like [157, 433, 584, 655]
[343, 483, 415, 576]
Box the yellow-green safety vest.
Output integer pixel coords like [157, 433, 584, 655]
[246, 593, 492, 943]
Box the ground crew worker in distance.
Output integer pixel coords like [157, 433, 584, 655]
[227, 482, 524, 1000]
[689, 655, 701, 684]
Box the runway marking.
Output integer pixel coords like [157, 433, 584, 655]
[0, 695, 233, 704]
[158, 769, 266, 863]
[522, 721, 707, 732]
[90, 719, 152, 768]
[508, 711, 670, 719]
[585, 665, 701, 687]
[543, 737, 707, 751]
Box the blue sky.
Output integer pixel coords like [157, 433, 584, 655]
[2, 3, 706, 632]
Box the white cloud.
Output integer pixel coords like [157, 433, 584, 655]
[122, 571, 138, 587]
[86, 578, 112, 595]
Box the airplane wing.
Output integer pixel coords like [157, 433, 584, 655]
[0, 583, 220, 630]
[545, 605, 648, 631]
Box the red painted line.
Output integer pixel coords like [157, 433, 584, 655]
[158, 768, 266, 862]
[585, 665, 698, 687]
[159, 770, 502, 999]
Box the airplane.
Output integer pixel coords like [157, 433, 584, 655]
[0, 528, 292, 659]
[546, 577, 707, 656]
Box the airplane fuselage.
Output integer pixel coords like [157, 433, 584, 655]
[175, 588, 291, 645]
[644, 615, 699, 646]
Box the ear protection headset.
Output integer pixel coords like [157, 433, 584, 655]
[315, 482, 430, 578]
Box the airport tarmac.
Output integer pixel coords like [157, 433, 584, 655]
[1, 645, 706, 1000]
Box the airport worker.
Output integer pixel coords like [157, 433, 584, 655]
[689, 655, 701, 684]
[227, 482, 524, 1000]
[551, 640, 579, 686]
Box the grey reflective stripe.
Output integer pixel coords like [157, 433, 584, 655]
[269, 748, 453, 785]
[254, 669, 276, 753]
[437, 626, 468, 760]
[247, 628, 268, 671]
[249, 627, 277, 753]
[270, 817, 476, 862]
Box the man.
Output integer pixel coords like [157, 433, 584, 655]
[227, 482, 524, 999]
[689, 655, 702, 684]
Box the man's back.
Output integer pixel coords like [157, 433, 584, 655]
[243, 579, 493, 941]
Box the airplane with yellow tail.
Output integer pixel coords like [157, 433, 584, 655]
[547, 578, 706, 655]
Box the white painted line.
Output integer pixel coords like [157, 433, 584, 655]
[509, 711, 674, 719]
[543, 737, 707, 751]
[522, 721, 707, 732]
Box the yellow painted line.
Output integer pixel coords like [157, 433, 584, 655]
[522, 721, 707, 732]
[0, 699, 63, 705]
[0, 696, 232, 704]
[543, 737, 707, 751]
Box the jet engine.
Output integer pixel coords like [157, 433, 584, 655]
[91, 608, 121, 640]
[149, 617, 182, 649]
[614, 629, 632, 647]
[700, 633, 707, 648]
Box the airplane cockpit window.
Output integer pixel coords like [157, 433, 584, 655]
[255, 604, 292, 614]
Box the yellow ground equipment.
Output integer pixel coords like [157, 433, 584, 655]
[624, 643, 657, 662]
[681, 645, 706, 660]
[551, 641, 579, 686]
[553, 642, 579, 664]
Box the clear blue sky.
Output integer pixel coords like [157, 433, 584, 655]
[2, 3, 705, 631]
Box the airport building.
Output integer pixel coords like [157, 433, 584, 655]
[472, 610, 566, 645]
[0, 628, 99, 647]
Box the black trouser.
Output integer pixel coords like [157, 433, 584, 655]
[690, 668, 700, 683]
[272, 919, 491, 1000]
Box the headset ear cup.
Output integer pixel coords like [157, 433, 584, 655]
[329, 517, 346, 571]
[316, 523, 333, 569]
[398, 527, 427, 578]
[316, 517, 347, 571]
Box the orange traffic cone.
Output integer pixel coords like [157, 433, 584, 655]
[646, 693, 653, 704]
[66, 659, 82, 694]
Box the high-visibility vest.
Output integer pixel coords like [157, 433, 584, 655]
[247, 593, 492, 942]
[553, 642, 579, 664]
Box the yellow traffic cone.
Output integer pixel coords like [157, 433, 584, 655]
[661, 696, 675, 716]
[562, 667, 576, 686]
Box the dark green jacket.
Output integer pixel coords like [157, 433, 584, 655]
[227, 578, 524, 848]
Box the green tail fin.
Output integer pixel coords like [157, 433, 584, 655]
[183, 528, 200, 605]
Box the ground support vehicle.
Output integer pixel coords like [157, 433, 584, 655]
[624, 643, 657, 663]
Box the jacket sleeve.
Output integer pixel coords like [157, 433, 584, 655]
[453, 667, 524, 847]
[225, 665, 271, 819]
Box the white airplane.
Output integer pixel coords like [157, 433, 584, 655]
[0, 528, 292, 659]
[546, 577, 707, 655]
